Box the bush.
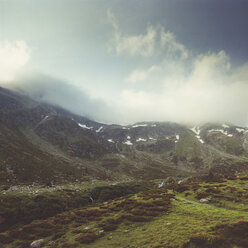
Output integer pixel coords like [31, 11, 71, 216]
[102, 223, 118, 232]
[90, 184, 147, 202]
[75, 232, 99, 244]
[0, 233, 12, 244]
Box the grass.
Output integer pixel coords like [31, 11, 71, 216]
[0, 182, 148, 232]
[1, 172, 248, 248]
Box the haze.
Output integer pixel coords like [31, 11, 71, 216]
[0, 0, 248, 126]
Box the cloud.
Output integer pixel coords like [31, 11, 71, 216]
[126, 67, 156, 83]
[4, 71, 115, 123]
[107, 10, 188, 59]
[0, 40, 30, 81]
[120, 51, 248, 126]
[1, 14, 247, 127]
[160, 28, 188, 59]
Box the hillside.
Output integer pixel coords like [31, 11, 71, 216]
[0, 172, 247, 248]
[0, 86, 248, 187]
[1, 86, 248, 248]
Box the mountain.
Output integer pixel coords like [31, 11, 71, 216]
[0, 86, 248, 186]
[1, 86, 248, 248]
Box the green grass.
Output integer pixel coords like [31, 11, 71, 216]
[1, 173, 248, 248]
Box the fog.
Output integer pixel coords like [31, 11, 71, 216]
[3, 53, 248, 127]
[2, 71, 116, 124]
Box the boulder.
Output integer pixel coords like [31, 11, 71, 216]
[158, 181, 165, 188]
[199, 198, 209, 204]
[30, 239, 44, 248]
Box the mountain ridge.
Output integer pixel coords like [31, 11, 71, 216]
[0, 86, 248, 186]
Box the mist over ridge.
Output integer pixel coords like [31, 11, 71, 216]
[0, 1, 248, 126]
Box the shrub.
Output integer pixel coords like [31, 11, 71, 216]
[102, 223, 118, 232]
[196, 191, 209, 199]
[0, 233, 12, 244]
[75, 232, 99, 244]
[122, 214, 151, 222]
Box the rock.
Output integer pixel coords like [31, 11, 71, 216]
[199, 198, 209, 204]
[158, 181, 165, 188]
[30, 239, 44, 248]
[184, 200, 192, 204]
[47, 241, 55, 247]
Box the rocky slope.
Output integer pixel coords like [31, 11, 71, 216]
[0, 86, 248, 186]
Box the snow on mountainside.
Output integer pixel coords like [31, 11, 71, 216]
[0, 86, 248, 186]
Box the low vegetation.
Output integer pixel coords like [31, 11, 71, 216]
[0, 183, 148, 232]
[0, 172, 247, 247]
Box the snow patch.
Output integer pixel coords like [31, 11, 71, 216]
[127, 136, 131, 139]
[236, 128, 245, 133]
[136, 138, 147, 142]
[78, 123, 93, 129]
[122, 126, 130, 130]
[132, 124, 148, 128]
[175, 135, 180, 143]
[222, 124, 229, 128]
[190, 126, 200, 135]
[190, 126, 204, 143]
[208, 129, 232, 137]
[196, 135, 204, 144]
[149, 137, 157, 140]
[108, 139, 115, 143]
[96, 126, 103, 133]
[123, 140, 133, 146]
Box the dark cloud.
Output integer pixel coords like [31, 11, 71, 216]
[4, 71, 115, 123]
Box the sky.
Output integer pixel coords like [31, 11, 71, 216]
[0, 0, 248, 125]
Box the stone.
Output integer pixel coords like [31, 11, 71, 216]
[47, 241, 55, 247]
[30, 239, 44, 248]
[199, 198, 209, 204]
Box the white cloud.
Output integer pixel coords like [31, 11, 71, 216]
[108, 10, 188, 59]
[115, 25, 156, 57]
[0, 40, 30, 81]
[126, 65, 158, 83]
[160, 28, 188, 59]
[119, 51, 248, 126]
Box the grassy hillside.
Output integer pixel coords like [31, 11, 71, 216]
[0, 122, 86, 185]
[1, 172, 247, 248]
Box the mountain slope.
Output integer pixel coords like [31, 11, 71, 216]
[0, 86, 248, 186]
